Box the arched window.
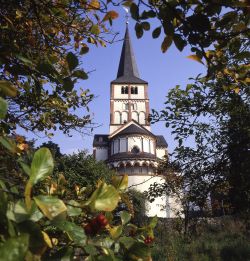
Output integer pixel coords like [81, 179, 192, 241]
[134, 87, 138, 94]
[114, 111, 122, 124]
[121, 86, 125, 94]
[131, 86, 135, 94]
[123, 103, 129, 110]
[125, 86, 128, 94]
[131, 103, 137, 110]
[122, 111, 128, 123]
[132, 111, 139, 122]
[139, 111, 146, 124]
[131, 146, 140, 154]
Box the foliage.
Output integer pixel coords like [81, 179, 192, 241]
[129, 0, 249, 82]
[55, 150, 115, 187]
[128, 189, 148, 226]
[152, 217, 250, 261]
[0, 0, 120, 136]
[0, 141, 157, 260]
[38, 141, 62, 159]
[126, 0, 250, 214]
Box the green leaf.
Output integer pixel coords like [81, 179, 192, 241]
[127, 242, 150, 260]
[80, 45, 89, 55]
[161, 35, 173, 53]
[86, 182, 120, 212]
[66, 52, 79, 71]
[90, 24, 100, 35]
[119, 237, 136, 249]
[135, 23, 143, 39]
[73, 70, 88, 80]
[0, 80, 17, 97]
[0, 234, 29, 261]
[29, 148, 54, 185]
[67, 200, 82, 217]
[18, 159, 31, 176]
[141, 10, 156, 19]
[152, 26, 161, 39]
[37, 62, 56, 75]
[84, 245, 98, 256]
[53, 220, 86, 245]
[130, 3, 139, 20]
[18, 220, 46, 255]
[34, 195, 67, 220]
[16, 55, 33, 66]
[0, 97, 8, 119]
[109, 225, 123, 239]
[7, 200, 43, 223]
[120, 211, 131, 225]
[0, 136, 16, 153]
[112, 175, 128, 191]
[149, 216, 158, 229]
[63, 77, 74, 92]
[173, 34, 186, 51]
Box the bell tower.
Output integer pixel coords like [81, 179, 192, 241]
[109, 26, 150, 134]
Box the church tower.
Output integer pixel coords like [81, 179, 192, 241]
[93, 26, 181, 218]
[110, 26, 150, 134]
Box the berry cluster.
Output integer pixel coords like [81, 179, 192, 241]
[84, 214, 108, 235]
[144, 235, 154, 245]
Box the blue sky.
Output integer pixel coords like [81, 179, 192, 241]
[19, 10, 206, 155]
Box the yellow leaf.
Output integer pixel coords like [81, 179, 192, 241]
[234, 87, 240, 94]
[52, 238, 58, 246]
[187, 54, 204, 64]
[0, 80, 17, 97]
[17, 143, 29, 151]
[42, 231, 52, 248]
[90, 0, 100, 9]
[109, 225, 123, 239]
[103, 11, 119, 22]
[245, 78, 250, 83]
[15, 135, 25, 143]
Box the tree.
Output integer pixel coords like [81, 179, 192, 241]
[39, 141, 62, 159]
[127, 0, 250, 213]
[56, 151, 115, 187]
[0, 0, 119, 136]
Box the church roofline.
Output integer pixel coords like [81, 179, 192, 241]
[109, 120, 155, 139]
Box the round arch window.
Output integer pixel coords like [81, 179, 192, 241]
[131, 146, 140, 154]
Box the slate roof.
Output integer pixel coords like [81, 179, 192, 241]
[111, 123, 154, 138]
[111, 26, 147, 84]
[93, 134, 109, 147]
[108, 152, 156, 161]
[156, 135, 168, 148]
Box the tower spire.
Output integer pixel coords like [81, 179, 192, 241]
[112, 26, 147, 84]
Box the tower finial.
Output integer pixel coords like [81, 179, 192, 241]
[123, 7, 130, 25]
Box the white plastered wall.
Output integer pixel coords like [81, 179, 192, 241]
[128, 175, 168, 217]
[95, 147, 108, 161]
[156, 148, 166, 158]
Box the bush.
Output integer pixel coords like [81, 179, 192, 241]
[0, 139, 157, 260]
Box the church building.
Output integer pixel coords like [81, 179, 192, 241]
[93, 26, 179, 218]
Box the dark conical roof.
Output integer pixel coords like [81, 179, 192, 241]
[111, 26, 147, 84]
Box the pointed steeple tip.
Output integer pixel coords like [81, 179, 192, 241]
[112, 26, 147, 84]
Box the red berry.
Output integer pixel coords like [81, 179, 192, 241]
[96, 214, 108, 227]
[144, 236, 154, 244]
